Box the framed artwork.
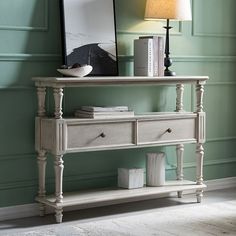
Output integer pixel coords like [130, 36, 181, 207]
[60, 0, 118, 76]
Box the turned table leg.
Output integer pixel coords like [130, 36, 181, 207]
[37, 150, 47, 216]
[196, 144, 204, 203]
[54, 155, 64, 222]
[175, 83, 185, 198]
[176, 84, 184, 112]
[176, 144, 184, 198]
[55, 207, 63, 223]
[53, 87, 64, 119]
[195, 82, 205, 203]
[37, 87, 46, 117]
[36, 85, 47, 216]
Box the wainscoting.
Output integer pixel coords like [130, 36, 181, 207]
[0, 0, 235, 209]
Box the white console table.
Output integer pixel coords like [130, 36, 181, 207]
[33, 76, 208, 223]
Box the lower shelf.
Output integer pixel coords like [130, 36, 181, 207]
[36, 180, 206, 209]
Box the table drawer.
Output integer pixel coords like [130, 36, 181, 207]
[67, 121, 134, 149]
[138, 118, 196, 144]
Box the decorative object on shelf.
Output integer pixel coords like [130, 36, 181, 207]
[146, 152, 165, 186]
[60, 0, 118, 76]
[118, 168, 144, 189]
[57, 64, 93, 77]
[80, 106, 129, 112]
[144, 0, 192, 76]
[134, 36, 164, 77]
[75, 106, 134, 119]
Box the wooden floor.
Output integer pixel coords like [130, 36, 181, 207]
[0, 188, 235, 235]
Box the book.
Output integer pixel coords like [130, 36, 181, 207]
[134, 36, 165, 76]
[158, 36, 165, 76]
[80, 106, 129, 112]
[134, 38, 153, 76]
[75, 110, 135, 119]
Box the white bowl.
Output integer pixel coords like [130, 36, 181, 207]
[57, 65, 93, 77]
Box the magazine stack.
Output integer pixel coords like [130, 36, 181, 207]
[75, 106, 134, 119]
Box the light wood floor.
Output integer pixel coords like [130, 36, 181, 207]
[0, 188, 235, 235]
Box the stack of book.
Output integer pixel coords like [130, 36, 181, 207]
[75, 106, 134, 119]
[134, 36, 165, 77]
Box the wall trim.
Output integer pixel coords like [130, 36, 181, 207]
[204, 177, 236, 191]
[0, 203, 39, 222]
[0, 171, 116, 191]
[0, 53, 61, 62]
[0, 153, 35, 161]
[0, 0, 49, 32]
[117, 22, 182, 36]
[206, 136, 236, 142]
[185, 157, 236, 169]
[0, 177, 235, 222]
[166, 157, 236, 171]
[173, 56, 236, 62]
[0, 86, 35, 91]
[118, 55, 236, 63]
[191, 0, 236, 38]
[205, 82, 236, 86]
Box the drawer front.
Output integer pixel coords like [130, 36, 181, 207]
[138, 118, 196, 144]
[67, 122, 134, 149]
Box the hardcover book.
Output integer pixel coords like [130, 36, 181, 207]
[75, 110, 134, 119]
[80, 106, 129, 112]
[134, 38, 154, 76]
[134, 36, 164, 77]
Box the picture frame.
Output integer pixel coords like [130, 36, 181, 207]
[60, 0, 118, 76]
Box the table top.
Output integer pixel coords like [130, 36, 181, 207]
[32, 76, 209, 87]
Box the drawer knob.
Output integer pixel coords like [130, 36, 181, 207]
[166, 128, 172, 133]
[99, 132, 106, 138]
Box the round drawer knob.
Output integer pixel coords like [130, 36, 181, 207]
[100, 132, 106, 138]
[166, 128, 172, 133]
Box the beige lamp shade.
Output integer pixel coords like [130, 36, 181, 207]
[144, 0, 192, 21]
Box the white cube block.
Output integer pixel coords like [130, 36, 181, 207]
[118, 168, 144, 189]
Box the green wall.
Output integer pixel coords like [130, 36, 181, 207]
[0, 0, 236, 207]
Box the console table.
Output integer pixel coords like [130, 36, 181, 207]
[33, 76, 208, 223]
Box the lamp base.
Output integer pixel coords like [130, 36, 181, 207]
[164, 69, 176, 76]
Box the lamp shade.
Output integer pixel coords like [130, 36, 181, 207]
[144, 0, 192, 21]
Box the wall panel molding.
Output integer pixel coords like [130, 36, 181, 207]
[166, 157, 236, 170]
[173, 56, 236, 62]
[0, 86, 35, 91]
[205, 82, 236, 86]
[0, 153, 35, 161]
[0, 171, 116, 191]
[192, 0, 236, 38]
[117, 22, 183, 36]
[206, 136, 236, 143]
[0, 179, 37, 191]
[118, 55, 236, 63]
[0, 53, 61, 62]
[191, 157, 236, 168]
[0, 0, 48, 32]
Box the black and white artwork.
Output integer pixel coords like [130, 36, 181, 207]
[60, 0, 118, 76]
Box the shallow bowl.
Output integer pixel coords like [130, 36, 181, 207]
[57, 65, 93, 77]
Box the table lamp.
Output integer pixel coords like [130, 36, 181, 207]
[144, 0, 192, 76]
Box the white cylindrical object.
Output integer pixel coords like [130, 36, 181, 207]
[146, 152, 165, 186]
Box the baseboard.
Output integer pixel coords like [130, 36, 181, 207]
[0, 203, 39, 222]
[204, 176, 236, 191]
[0, 177, 235, 222]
